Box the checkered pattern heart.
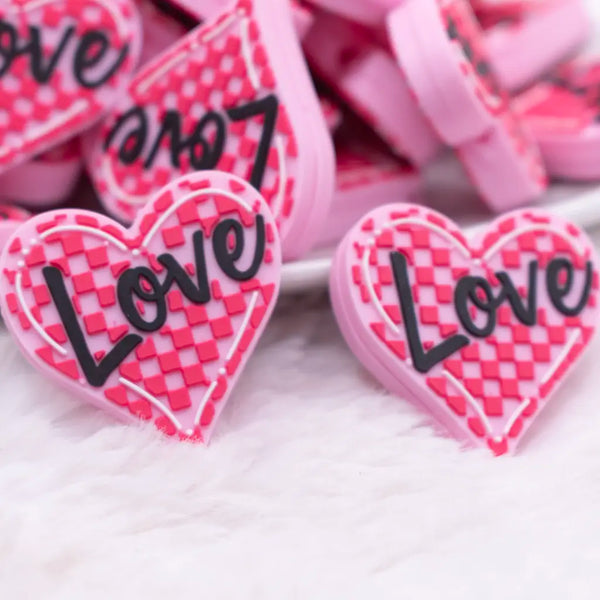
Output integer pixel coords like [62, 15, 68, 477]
[0, 171, 281, 442]
[86, 0, 334, 260]
[331, 204, 600, 455]
[0, 0, 140, 172]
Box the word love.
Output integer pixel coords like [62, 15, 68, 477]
[104, 95, 279, 190]
[331, 205, 600, 455]
[0, 19, 129, 88]
[0, 172, 281, 441]
[42, 216, 266, 387]
[392, 251, 593, 374]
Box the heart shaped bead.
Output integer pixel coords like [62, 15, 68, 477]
[0, 170, 281, 442]
[0, 0, 140, 171]
[331, 203, 600, 455]
[86, 0, 335, 260]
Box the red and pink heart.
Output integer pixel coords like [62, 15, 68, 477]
[330, 203, 600, 455]
[0, 0, 141, 172]
[0, 170, 281, 442]
[86, 0, 335, 261]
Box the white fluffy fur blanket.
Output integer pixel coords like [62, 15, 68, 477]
[1, 2, 600, 598]
[3, 288, 600, 598]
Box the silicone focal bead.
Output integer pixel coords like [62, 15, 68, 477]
[0, 171, 282, 442]
[86, 0, 335, 261]
[386, 0, 547, 211]
[0, 0, 141, 173]
[330, 203, 599, 456]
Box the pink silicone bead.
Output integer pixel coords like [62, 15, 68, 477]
[304, 10, 442, 166]
[0, 171, 281, 442]
[457, 113, 548, 211]
[0, 0, 141, 174]
[330, 202, 600, 455]
[387, 0, 508, 145]
[483, 0, 590, 91]
[386, 0, 548, 211]
[514, 60, 600, 180]
[86, 0, 335, 261]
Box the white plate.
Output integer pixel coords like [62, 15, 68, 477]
[281, 160, 600, 294]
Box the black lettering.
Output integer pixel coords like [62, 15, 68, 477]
[117, 267, 167, 332]
[103, 106, 148, 164]
[43, 266, 142, 387]
[454, 276, 497, 338]
[0, 21, 17, 78]
[227, 94, 278, 190]
[187, 111, 225, 170]
[20, 25, 75, 83]
[391, 252, 469, 373]
[547, 258, 593, 317]
[0, 22, 127, 87]
[213, 216, 265, 281]
[74, 31, 128, 88]
[495, 261, 538, 326]
[143, 110, 183, 169]
[143, 110, 225, 170]
[157, 231, 211, 304]
[104, 96, 279, 190]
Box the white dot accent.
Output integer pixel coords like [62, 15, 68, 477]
[185, 428, 194, 436]
[218, 368, 226, 376]
[405, 358, 413, 366]
[17, 260, 24, 267]
[22, 249, 29, 256]
[493, 436, 504, 444]
[132, 249, 140, 256]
